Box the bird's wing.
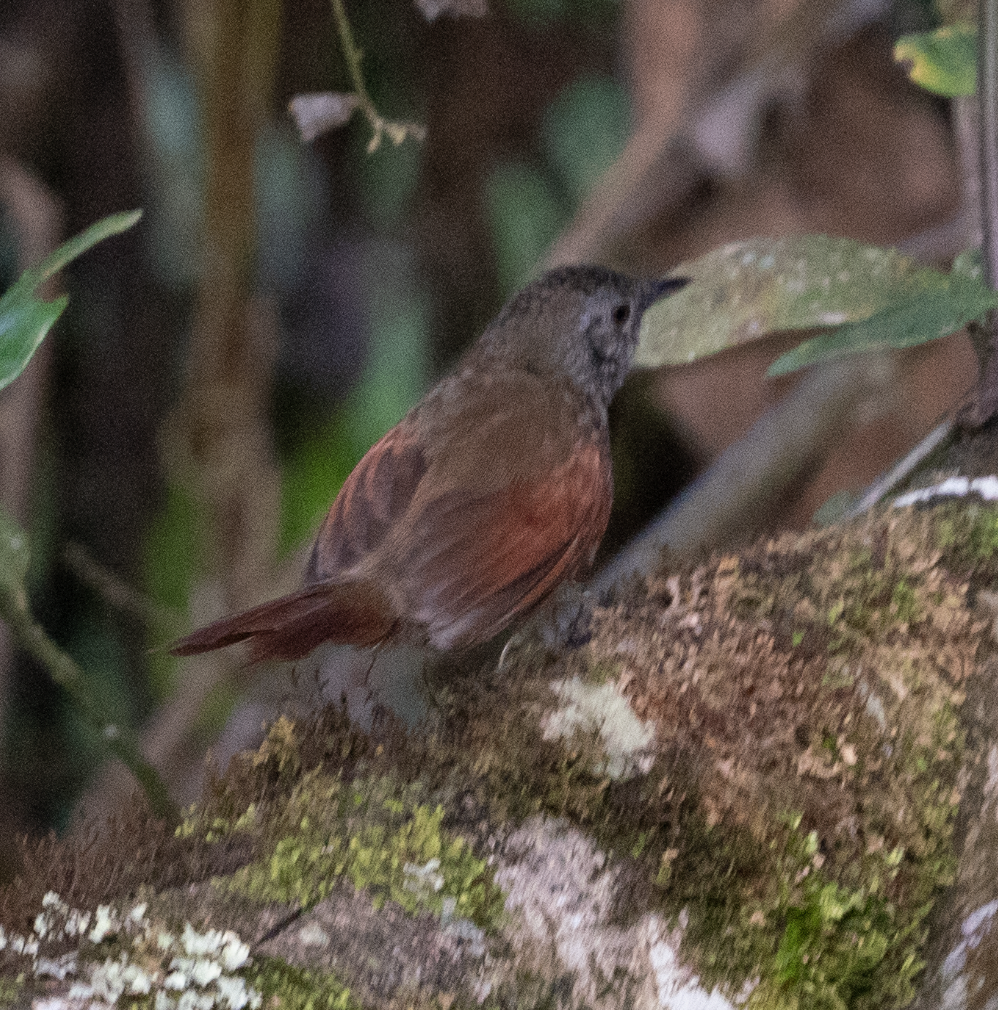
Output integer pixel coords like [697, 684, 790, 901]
[306, 420, 428, 581]
[305, 371, 612, 651]
[396, 435, 612, 650]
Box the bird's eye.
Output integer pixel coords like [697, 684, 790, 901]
[613, 303, 631, 324]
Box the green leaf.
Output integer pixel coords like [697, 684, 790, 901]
[0, 294, 68, 392]
[637, 235, 955, 368]
[894, 24, 976, 97]
[767, 281, 998, 376]
[0, 209, 142, 391]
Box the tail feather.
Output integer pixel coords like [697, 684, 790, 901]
[170, 581, 396, 662]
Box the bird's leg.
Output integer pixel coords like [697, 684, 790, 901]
[537, 580, 598, 652]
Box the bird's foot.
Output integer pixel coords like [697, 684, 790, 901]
[497, 632, 523, 672]
[537, 580, 598, 652]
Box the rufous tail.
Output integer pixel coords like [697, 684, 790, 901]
[170, 581, 396, 662]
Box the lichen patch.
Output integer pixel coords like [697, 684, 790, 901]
[540, 676, 656, 779]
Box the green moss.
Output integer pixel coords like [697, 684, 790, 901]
[622, 512, 971, 1010]
[761, 834, 917, 1010]
[448, 510, 965, 1010]
[661, 818, 778, 981]
[247, 957, 361, 1010]
[772, 883, 890, 1001]
[890, 577, 920, 626]
[0, 974, 23, 1007]
[935, 501, 998, 566]
[816, 549, 922, 645]
[221, 772, 505, 930]
[660, 811, 936, 1010]
[176, 802, 257, 842]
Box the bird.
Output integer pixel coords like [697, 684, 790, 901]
[171, 265, 688, 663]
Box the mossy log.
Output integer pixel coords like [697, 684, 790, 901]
[4, 501, 998, 1010]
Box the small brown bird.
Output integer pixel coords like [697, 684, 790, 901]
[171, 266, 687, 662]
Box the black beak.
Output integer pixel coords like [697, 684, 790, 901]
[640, 275, 689, 312]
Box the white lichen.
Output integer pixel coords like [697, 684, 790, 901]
[403, 857, 445, 900]
[940, 899, 998, 1010]
[496, 816, 741, 1008]
[541, 676, 656, 779]
[0, 892, 262, 1008]
[648, 913, 741, 1010]
[297, 923, 331, 949]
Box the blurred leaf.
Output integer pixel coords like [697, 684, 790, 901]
[953, 246, 985, 281]
[281, 414, 358, 551]
[280, 251, 429, 551]
[143, 484, 198, 699]
[637, 235, 962, 368]
[486, 162, 566, 291]
[542, 74, 630, 203]
[256, 127, 330, 288]
[288, 92, 360, 142]
[0, 504, 29, 593]
[142, 53, 203, 287]
[352, 280, 429, 447]
[362, 131, 424, 229]
[32, 210, 142, 281]
[768, 283, 998, 376]
[0, 210, 142, 391]
[0, 296, 66, 392]
[415, 0, 487, 19]
[894, 24, 976, 97]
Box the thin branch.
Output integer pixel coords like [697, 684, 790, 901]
[844, 419, 953, 518]
[594, 354, 896, 590]
[329, 0, 372, 111]
[329, 0, 426, 152]
[63, 543, 182, 633]
[0, 574, 177, 823]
